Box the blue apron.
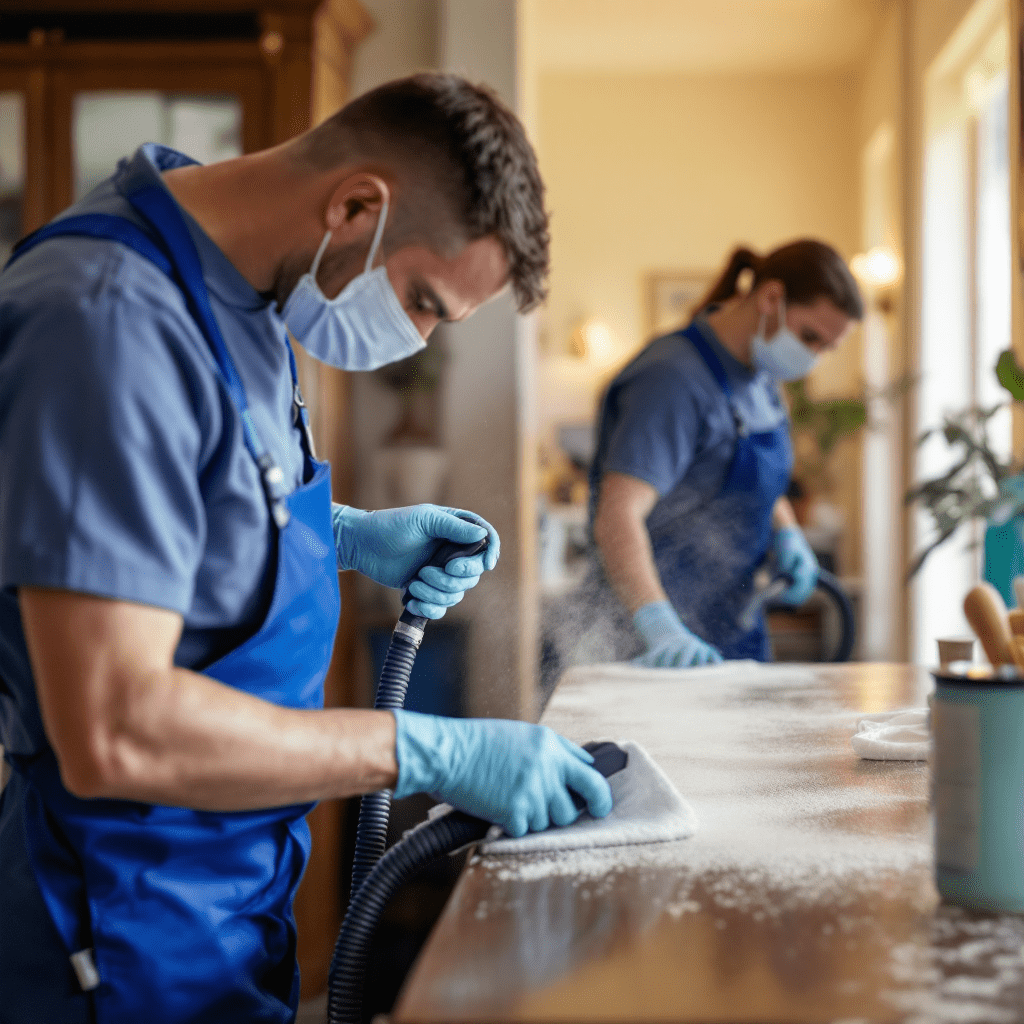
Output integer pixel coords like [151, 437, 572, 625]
[653, 323, 792, 660]
[1, 182, 340, 1021]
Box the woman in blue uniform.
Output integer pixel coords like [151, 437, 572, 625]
[585, 240, 862, 669]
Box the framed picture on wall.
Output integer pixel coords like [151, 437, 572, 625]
[645, 271, 711, 338]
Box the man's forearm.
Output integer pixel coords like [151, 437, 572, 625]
[22, 587, 400, 810]
[90, 668, 399, 810]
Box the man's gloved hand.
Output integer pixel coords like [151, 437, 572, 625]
[632, 600, 723, 668]
[332, 504, 500, 619]
[392, 710, 614, 838]
[771, 526, 819, 605]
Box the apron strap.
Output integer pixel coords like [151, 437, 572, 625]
[683, 321, 747, 437]
[683, 321, 733, 397]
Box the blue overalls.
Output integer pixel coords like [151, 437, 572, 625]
[1, 179, 340, 1021]
[656, 323, 793, 659]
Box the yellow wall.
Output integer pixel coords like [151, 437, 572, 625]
[537, 70, 861, 357]
[536, 68, 863, 569]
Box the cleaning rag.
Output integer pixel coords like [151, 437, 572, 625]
[851, 708, 929, 761]
[479, 740, 698, 855]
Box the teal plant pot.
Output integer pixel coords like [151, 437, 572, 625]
[985, 477, 1024, 608]
[984, 517, 1024, 608]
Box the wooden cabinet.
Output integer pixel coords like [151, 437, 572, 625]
[0, 2, 330, 232]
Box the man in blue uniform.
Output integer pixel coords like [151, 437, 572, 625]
[0, 74, 612, 1023]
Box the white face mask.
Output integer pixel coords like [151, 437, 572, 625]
[751, 298, 818, 381]
[280, 200, 426, 371]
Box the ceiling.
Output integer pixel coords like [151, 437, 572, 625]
[529, 0, 888, 76]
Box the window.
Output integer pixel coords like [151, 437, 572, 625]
[915, 21, 1010, 664]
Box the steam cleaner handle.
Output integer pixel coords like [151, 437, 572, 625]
[400, 536, 490, 629]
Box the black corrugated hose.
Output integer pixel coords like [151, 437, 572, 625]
[328, 809, 491, 1024]
[327, 533, 629, 1024]
[331, 537, 489, 1024]
[347, 622, 420, 899]
[814, 569, 857, 663]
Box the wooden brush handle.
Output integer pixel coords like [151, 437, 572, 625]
[1008, 610, 1024, 636]
[964, 583, 1015, 666]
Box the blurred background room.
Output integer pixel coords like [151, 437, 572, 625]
[2, 0, 1023, 1015]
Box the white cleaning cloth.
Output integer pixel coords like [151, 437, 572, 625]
[851, 708, 929, 761]
[479, 740, 698, 855]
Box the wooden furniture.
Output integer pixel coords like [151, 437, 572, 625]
[0, 1, 333, 230]
[396, 662, 1024, 1023]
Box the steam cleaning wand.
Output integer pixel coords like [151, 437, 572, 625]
[738, 566, 856, 662]
[328, 535, 627, 1024]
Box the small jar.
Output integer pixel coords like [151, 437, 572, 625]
[932, 668, 1024, 911]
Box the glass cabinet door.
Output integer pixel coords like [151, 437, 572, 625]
[50, 63, 266, 216]
[0, 92, 25, 263]
[73, 91, 242, 200]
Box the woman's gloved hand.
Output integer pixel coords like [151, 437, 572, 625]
[332, 504, 500, 619]
[632, 601, 723, 667]
[392, 710, 614, 838]
[771, 526, 819, 605]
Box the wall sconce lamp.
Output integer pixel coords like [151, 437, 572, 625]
[850, 246, 902, 315]
[569, 317, 616, 361]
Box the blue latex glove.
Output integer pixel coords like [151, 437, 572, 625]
[771, 526, 819, 605]
[632, 601, 723, 668]
[332, 504, 500, 619]
[392, 710, 614, 838]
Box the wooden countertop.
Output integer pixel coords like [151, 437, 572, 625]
[394, 662, 1024, 1024]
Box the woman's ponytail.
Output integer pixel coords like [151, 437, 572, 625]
[696, 247, 761, 310]
[697, 239, 863, 321]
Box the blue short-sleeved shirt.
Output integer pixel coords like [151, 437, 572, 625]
[0, 145, 307, 756]
[589, 315, 788, 538]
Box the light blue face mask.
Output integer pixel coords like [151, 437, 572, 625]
[281, 200, 426, 371]
[751, 298, 818, 381]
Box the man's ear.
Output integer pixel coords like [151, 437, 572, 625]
[324, 174, 391, 239]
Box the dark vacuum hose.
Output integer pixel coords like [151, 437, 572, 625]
[328, 739, 628, 1024]
[347, 611, 423, 899]
[328, 810, 492, 1024]
[328, 533, 630, 1024]
[762, 567, 856, 663]
[813, 568, 856, 663]
[331, 536, 489, 1024]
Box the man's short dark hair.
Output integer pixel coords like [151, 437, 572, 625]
[295, 73, 549, 313]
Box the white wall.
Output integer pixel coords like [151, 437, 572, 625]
[348, 0, 441, 520]
[857, 4, 906, 662]
[347, 0, 534, 718]
[439, 0, 535, 719]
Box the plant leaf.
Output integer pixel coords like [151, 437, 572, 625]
[996, 349, 1024, 401]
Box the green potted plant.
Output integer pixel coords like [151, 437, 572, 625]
[785, 380, 869, 498]
[906, 349, 1024, 604]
